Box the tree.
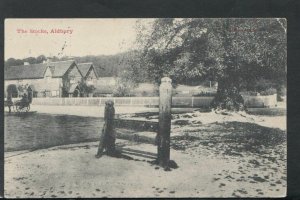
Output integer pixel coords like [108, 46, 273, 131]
[113, 79, 134, 97]
[23, 57, 38, 64]
[134, 18, 286, 111]
[36, 55, 47, 63]
[5, 58, 23, 69]
[5, 55, 47, 69]
[113, 72, 138, 97]
[78, 82, 96, 97]
[112, 50, 146, 97]
[6, 84, 18, 98]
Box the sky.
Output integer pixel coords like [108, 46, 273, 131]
[5, 19, 140, 60]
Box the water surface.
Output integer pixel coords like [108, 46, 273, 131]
[5, 113, 104, 152]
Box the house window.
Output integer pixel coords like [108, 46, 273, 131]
[51, 90, 59, 97]
[70, 75, 76, 84]
[87, 77, 94, 85]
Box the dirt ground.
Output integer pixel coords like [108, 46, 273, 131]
[4, 109, 286, 198]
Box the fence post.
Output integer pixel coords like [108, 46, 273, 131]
[157, 77, 172, 169]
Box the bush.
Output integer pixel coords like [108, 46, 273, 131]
[260, 88, 277, 96]
[254, 78, 276, 92]
[193, 91, 216, 97]
[211, 86, 245, 111]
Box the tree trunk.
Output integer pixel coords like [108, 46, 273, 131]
[211, 77, 245, 111]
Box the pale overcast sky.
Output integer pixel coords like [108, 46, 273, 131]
[5, 19, 140, 60]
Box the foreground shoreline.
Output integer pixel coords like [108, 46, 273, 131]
[4, 105, 286, 198]
[5, 138, 286, 198]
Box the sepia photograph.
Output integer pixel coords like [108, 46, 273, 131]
[4, 18, 286, 198]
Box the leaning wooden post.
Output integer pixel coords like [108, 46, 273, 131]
[95, 100, 116, 158]
[157, 77, 172, 168]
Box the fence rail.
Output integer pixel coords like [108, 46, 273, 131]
[8, 94, 277, 108]
[28, 97, 214, 107]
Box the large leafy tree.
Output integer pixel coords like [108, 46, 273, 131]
[133, 18, 286, 110]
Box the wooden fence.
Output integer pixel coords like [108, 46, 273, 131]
[9, 94, 277, 108]
[28, 96, 214, 108]
[114, 119, 159, 145]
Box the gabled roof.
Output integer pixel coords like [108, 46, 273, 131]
[47, 60, 76, 77]
[5, 63, 48, 80]
[77, 63, 98, 78]
[4, 60, 76, 80]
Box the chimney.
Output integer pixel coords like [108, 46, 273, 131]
[24, 62, 29, 65]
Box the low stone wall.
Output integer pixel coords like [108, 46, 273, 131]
[173, 97, 213, 108]
[243, 94, 277, 108]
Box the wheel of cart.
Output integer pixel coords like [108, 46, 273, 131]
[15, 101, 30, 113]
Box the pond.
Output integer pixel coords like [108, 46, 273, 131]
[4, 113, 104, 152]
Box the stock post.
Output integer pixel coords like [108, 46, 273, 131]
[157, 77, 172, 169]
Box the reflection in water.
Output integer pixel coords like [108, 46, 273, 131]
[5, 113, 104, 152]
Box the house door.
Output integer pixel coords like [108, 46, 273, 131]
[73, 88, 80, 97]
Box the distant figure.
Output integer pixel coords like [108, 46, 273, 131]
[7, 95, 13, 113]
[21, 93, 29, 104]
[27, 87, 33, 103]
[95, 100, 116, 158]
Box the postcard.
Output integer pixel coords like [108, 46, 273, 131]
[4, 18, 286, 198]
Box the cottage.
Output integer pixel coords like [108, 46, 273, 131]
[4, 60, 83, 98]
[93, 66, 117, 97]
[77, 63, 98, 85]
